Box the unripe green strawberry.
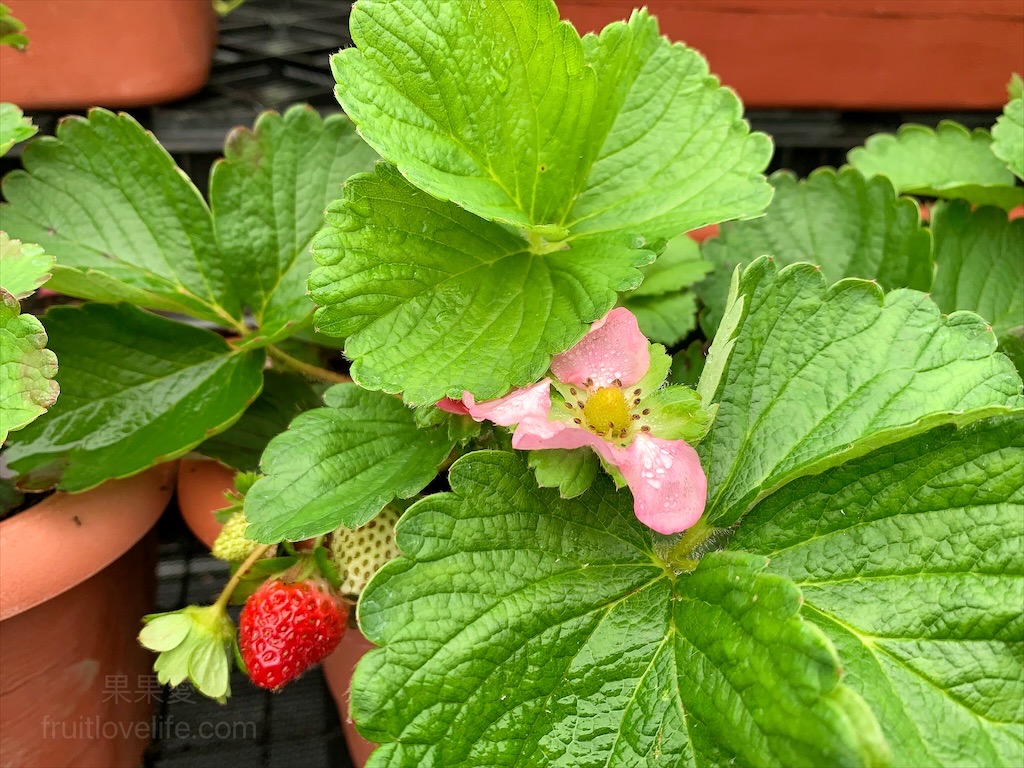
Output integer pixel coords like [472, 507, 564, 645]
[211, 510, 259, 563]
[329, 507, 400, 595]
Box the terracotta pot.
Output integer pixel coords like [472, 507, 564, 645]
[177, 457, 235, 549]
[0, 0, 217, 109]
[560, 1, 1024, 109]
[0, 463, 176, 768]
[321, 629, 379, 768]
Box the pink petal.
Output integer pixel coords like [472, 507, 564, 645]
[511, 418, 619, 466]
[462, 380, 552, 427]
[617, 435, 706, 534]
[551, 308, 650, 389]
[437, 398, 470, 416]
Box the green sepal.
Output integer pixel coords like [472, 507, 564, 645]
[528, 448, 599, 499]
[313, 545, 344, 590]
[140, 605, 235, 703]
[227, 556, 298, 604]
[231, 636, 247, 675]
[670, 340, 706, 386]
[233, 471, 261, 497]
[0, 102, 35, 155]
[632, 343, 672, 395]
[641, 385, 715, 444]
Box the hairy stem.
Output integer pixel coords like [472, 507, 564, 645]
[213, 544, 274, 612]
[659, 518, 717, 573]
[268, 345, 350, 385]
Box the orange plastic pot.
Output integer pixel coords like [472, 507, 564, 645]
[177, 457, 235, 549]
[0, 462, 176, 768]
[560, 0, 1024, 109]
[0, 0, 217, 109]
[321, 629, 378, 768]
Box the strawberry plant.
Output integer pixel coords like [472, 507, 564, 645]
[1, 0, 1022, 765]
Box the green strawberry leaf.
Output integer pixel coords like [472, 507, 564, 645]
[698, 168, 932, 335]
[697, 257, 1023, 527]
[930, 201, 1024, 374]
[335, 4, 769, 239]
[528, 446, 598, 498]
[1, 109, 236, 325]
[0, 231, 52, 301]
[310, 164, 649, 404]
[568, 9, 772, 241]
[629, 237, 710, 298]
[622, 290, 698, 346]
[353, 450, 889, 768]
[197, 370, 322, 472]
[847, 121, 1024, 210]
[0, 107, 374, 338]
[316, 2, 771, 401]
[1009, 73, 1024, 102]
[0, 102, 36, 155]
[0, 289, 58, 442]
[4, 303, 265, 491]
[334, 0, 594, 236]
[622, 238, 706, 344]
[210, 105, 378, 342]
[733, 414, 1024, 767]
[0, 4, 28, 50]
[244, 383, 457, 543]
[992, 82, 1024, 181]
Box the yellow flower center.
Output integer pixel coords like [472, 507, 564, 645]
[583, 387, 631, 437]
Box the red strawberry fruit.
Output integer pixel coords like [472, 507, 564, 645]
[239, 578, 348, 690]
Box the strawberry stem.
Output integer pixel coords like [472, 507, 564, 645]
[213, 543, 274, 612]
[267, 345, 350, 385]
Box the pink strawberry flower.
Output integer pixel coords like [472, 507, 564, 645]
[439, 309, 707, 534]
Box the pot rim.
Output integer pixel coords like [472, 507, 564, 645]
[176, 456, 235, 550]
[0, 462, 177, 621]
